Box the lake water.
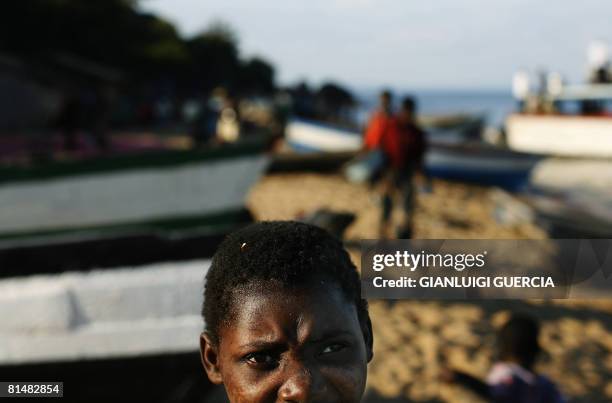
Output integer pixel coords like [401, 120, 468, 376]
[354, 89, 516, 128]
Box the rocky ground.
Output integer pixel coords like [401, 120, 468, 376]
[247, 173, 612, 403]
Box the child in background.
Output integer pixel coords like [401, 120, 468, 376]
[442, 314, 565, 403]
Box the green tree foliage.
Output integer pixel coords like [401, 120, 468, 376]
[238, 58, 275, 95]
[186, 23, 240, 92]
[315, 82, 355, 121]
[1, 1, 275, 94]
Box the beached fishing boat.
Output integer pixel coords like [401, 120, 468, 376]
[284, 119, 540, 191]
[528, 192, 612, 237]
[426, 143, 541, 191]
[286, 114, 483, 152]
[506, 83, 612, 158]
[492, 157, 612, 237]
[286, 119, 362, 152]
[0, 260, 207, 364]
[527, 158, 612, 236]
[0, 136, 270, 275]
[0, 259, 217, 402]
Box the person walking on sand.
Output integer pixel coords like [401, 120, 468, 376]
[391, 96, 426, 238]
[364, 90, 395, 152]
[363, 90, 395, 238]
[364, 92, 426, 239]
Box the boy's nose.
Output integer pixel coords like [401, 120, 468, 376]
[277, 363, 327, 402]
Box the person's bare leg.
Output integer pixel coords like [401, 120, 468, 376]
[397, 171, 416, 239]
[380, 193, 392, 239]
[379, 174, 394, 239]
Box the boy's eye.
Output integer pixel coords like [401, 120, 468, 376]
[244, 352, 278, 367]
[320, 342, 347, 355]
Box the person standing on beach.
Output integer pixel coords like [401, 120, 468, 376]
[364, 90, 394, 152]
[391, 97, 426, 238]
[364, 90, 395, 238]
[364, 92, 426, 239]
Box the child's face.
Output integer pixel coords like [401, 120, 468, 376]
[201, 282, 372, 403]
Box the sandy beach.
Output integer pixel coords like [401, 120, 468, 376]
[248, 173, 612, 403]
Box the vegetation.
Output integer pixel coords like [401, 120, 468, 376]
[0, 0, 275, 95]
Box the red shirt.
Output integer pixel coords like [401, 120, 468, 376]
[364, 112, 426, 168]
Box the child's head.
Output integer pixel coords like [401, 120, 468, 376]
[497, 314, 541, 370]
[400, 96, 417, 121]
[379, 90, 393, 112]
[200, 221, 373, 402]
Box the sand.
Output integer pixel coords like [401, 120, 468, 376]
[247, 173, 612, 403]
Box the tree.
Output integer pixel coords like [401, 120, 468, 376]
[238, 57, 275, 95]
[0, 3, 276, 100]
[315, 82, 355, 121]
[186, 23, 240, 92]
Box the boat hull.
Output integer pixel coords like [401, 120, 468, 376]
[425, 144, 541, 191]
[0, 140, 269, 273]
[285, 119, 540, 191]
[286, 119, 361, 153]
[506, 114, 612, 157]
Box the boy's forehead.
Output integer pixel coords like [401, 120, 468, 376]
[231, 276, 344, 302]
[222, 280, 359, 340]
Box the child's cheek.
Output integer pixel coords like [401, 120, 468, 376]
[222, 368, 278, 403]
[322, 364, 368, 402]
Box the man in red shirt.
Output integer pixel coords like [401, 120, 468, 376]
[364, 93, 426, 238]
[364, 90, 394, 151]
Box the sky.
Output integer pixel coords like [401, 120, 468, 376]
[139, 0, 612, 91]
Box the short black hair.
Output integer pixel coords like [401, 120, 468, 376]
[380, 89, 393, 100]
[202, 221, 368, 344]
[497, 313, 541, 369]
[401, 96, 417, 113]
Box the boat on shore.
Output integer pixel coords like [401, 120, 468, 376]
[0, 135, 271, 276]
[0, 259, 217, 402]
[527, 158, 612, 237]
[286, 113, 484, 153]
[426, 142, 541, 191]
[506, 83, 612, 158]
[283, 118, 541, 191]
[0, 131, 272, 402]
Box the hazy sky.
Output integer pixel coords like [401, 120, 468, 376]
[139, 0, 612, 91]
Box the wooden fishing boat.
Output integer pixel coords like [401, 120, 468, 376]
[0, 135, 271, 275]
[0, 259, 217, 402]
[426, 142, 541, 191]
[284, 119, 540, 191]
[506, 83, 612, 157]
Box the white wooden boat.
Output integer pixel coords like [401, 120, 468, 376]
[286, 115, 483, 153]
[527, 158, 612, 236]
[286, 119, 361, 152]
[506, 83, 612, 158]
[0, 138, 270, 274]
[506, 114, 612, 158]
[0, 259, 208, 365]
[0, 259, 217, 401]
[285, 119, 540, 191]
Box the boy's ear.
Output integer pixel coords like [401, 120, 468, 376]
[362, 315, 374, 363]
[200, 332, 223, 384]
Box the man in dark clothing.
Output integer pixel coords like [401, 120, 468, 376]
[374, 96, 426, 239]
[364, 93, 427, 238]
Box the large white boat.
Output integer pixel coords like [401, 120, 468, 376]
[506, 84, 612, 158]
[0, 136, 270, 276]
